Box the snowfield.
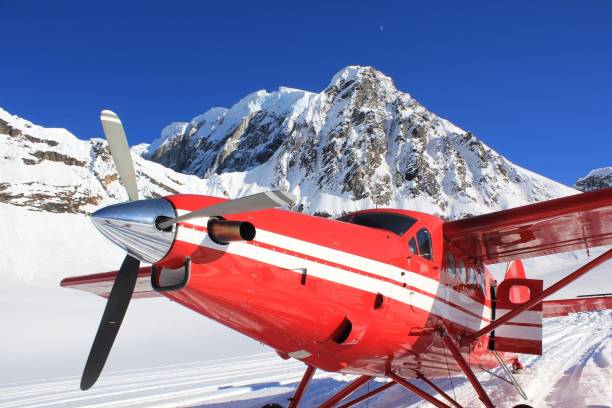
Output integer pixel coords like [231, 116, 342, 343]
[1, 312, 610, 408]
[1, 203, 610, 408]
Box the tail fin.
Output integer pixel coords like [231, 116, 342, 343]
[504, 260, 530, 303]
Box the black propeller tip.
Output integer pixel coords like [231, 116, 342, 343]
[80, 377, 95, 391]
[80, 255, 140, 390]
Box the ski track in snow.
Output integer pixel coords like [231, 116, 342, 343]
[1, 311, 610, 408]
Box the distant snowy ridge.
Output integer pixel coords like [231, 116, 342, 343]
[574, 166, 612, 192]
[1, 66, 578, 219]
[0, 107, 229, 214]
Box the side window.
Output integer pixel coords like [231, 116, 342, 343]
[408, 237, 418, 255]
[457, 260, 466, 282]
[446, 252, 456, 279]
[416, 228, 433, 260]
[477, 266, 486, 290]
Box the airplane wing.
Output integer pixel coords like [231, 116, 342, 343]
[60, 267, 161, 299]
[543, 295, 612, 317]
[444, 187, 612, 264]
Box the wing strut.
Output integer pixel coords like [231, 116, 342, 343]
[337, 381, 397, 408]
[417, 374, 463, 408]
[439, 327, 495, 408]
[462, 247, 612, 345]
[492, 351, 528, 400]
[388, 373, 452, 408]
[318, 375, 373, 408]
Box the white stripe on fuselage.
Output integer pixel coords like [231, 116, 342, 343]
[175, 211, 492, 318]
[176, 225, 494, 332]
[174, 212, 540, 341]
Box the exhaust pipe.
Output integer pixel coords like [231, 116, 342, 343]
[208, 219, 256, 244]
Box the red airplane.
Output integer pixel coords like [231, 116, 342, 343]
[62, 110, 612, 408]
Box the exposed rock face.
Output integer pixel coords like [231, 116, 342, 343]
[143, 66, 577, 218]
[574, 167, 612, 192]
[0, 108, 224, 214]
[0, 66, 578, 218]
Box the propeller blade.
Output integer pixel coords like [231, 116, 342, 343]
[100, 110, 139, 201]
[80, 255, 140, 390]
[157, 190, 296, 230]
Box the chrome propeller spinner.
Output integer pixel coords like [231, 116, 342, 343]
[91, 199, 176, 264]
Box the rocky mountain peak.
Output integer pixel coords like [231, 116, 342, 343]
[328, 66, 396, 92]
[142, 66, 577, 218]
[574, 167, 612, 192]
[1, 66, 579, 219]
[0, 107, 226, 214]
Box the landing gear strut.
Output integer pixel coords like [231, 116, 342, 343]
[288, 365, 316, 408]
[439, 327, 495, 408]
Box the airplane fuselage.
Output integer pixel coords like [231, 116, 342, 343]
[156, 194, 506, 379]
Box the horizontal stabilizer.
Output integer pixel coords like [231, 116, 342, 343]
[543, 295, 612, 318]
[60, 267, 161, 299]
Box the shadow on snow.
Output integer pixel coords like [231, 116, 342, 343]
[195, 375, 469, 408]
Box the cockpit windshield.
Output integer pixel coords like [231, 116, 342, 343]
[337, 212, 417, 236]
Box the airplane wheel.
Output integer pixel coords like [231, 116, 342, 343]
[261, 404, 284, 408]
[512, 405, 533, 408]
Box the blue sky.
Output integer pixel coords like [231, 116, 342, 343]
[1, 0, 610, 185]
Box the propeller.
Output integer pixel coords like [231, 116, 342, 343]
[80, 255, 139, 390]
[100, 110, 139, 202]
[80, 110, 297, 390]
[156, 190, 296, 230]
[80, 110, 141, 390]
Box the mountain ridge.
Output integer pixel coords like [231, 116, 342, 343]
[0, 106, 227, 214]
[1, 66, 579, 219]
[575, 167, 612, 192]
[143, 66, 578, 218]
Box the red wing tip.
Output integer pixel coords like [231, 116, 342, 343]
[59, 268, 153, 289]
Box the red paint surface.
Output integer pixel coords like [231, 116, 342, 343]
[444, 187, 612, 264]
[543, 296, 612, 317]
[61, 267, 159, 299]
[159, 194, 504, 378]
[61, 191, 612, 383]
[504, 260, 529, 303]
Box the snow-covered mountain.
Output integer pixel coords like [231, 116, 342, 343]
[144, 66, 577, 218]
[0, 107, 230, 215]
[1, 66, 577, 220]
[574, 167, 612, 192]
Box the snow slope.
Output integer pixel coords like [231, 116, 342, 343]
[1, 311, 610, 408]
[0, 107, 231, 218]
[0, 203, 267, 385]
